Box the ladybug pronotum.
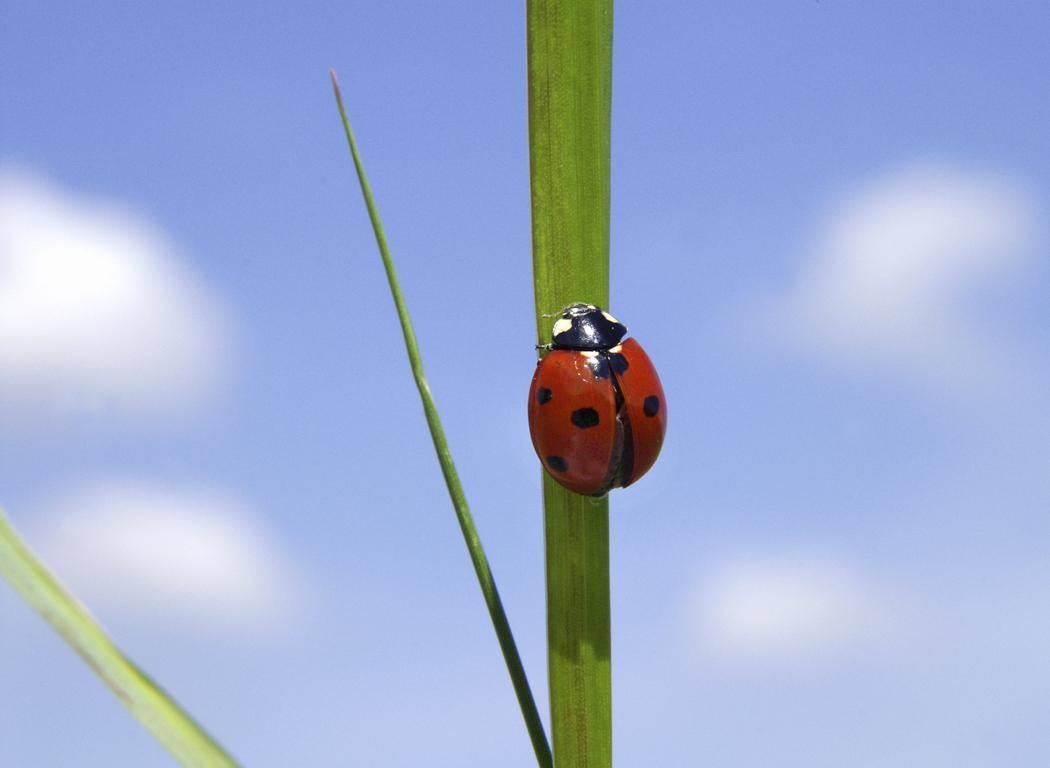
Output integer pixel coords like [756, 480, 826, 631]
[528, 303, 667, 496]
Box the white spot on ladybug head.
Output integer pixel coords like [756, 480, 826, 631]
[580, 350, 599, 358]
[601, 311, 620, 325]
[552, 317, 573, 337]
[608, 344, 623, 353]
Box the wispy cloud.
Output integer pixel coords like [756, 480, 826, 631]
[758, 163, 1040, 395]
[0, 168, 231, 417]
[37, 481, 301, 632]
[687, 553, 902, 665]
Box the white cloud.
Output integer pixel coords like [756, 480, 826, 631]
[37, 482, 301, 631]
[0, 168, 230, 416]
[762, 163, 1040, 393]
[688, 554, 901, 664]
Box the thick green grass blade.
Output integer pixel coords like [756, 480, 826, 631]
[0, 509, 238, 768]
[526, 2, 614, 767]
[330, 71, 553, 768]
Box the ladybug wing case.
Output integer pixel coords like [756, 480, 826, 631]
[528, 350, 619, 496]
[613, 338, 666, 487]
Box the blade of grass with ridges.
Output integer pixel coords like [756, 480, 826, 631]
[330, 71, 553, 768]
[0, 509, 239, 768]
[526, 1, 614, 766]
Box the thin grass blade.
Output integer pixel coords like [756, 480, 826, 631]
[330, 70, 553, 768]
[0, 509, 238, 768]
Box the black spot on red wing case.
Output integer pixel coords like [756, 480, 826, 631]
[546, 455, 568, 472]
[571, 407, 600, 429]
[643, 395, 660, 417]
[586, 355, 611, 379]
[537, 386, 553, 405]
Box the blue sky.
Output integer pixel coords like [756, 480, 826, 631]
[2, 2, 1049, 766]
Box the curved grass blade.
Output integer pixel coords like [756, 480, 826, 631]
[0, 509, 238, 768]
[527, 1, 614, 765]
[330, 70, 553, 768]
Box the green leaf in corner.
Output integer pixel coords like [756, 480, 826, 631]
[0, 509, 239, 768]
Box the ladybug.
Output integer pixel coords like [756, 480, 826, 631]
[528, 303, 667, 496]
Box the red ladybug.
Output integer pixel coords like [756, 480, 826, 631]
[528, 303, 666, 496]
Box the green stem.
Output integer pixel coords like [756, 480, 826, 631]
[0, 510, 239, 767]
[331, 71, 553, 768]
[526, 1, 614, 766]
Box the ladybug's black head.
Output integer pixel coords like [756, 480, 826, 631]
[550, 303, 627, 350]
